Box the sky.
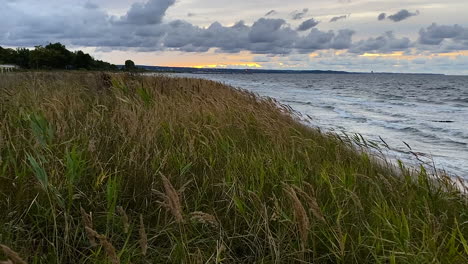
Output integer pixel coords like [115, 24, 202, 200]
[1, 0, 468, 74]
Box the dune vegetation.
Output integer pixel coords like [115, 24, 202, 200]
[0, 72, 467, 263]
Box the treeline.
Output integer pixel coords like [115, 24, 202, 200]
[0, 43, 118, 70]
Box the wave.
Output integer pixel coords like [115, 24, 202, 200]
[334, 108, 368, 123]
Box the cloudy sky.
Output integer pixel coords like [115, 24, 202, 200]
[1, 0, 468, 74]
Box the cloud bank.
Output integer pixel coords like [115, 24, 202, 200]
[419, 23, 468, 49]
[0, 0, 467, 59]
[349, 32, 411, 53]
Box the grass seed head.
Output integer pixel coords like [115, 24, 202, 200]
[139, 214, 148, 256]
[160, 174, 184, 223]
[190, 211, 219, 227]
[80, 207, 97, 247]
[0, 244, 26, 264]
[116, 206, 130, 234]
[98, 237, 120, 264]
[84, 227, 120, 264]
[284, 185, 310, 245]
[292, 185, 325, 223]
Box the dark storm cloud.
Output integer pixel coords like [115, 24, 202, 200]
[331, 29, 355, 49]
[330, 15, 348, 23]
[377, 13, 386, 21]
[120, 0, 175, 25]
[419, 23, 468, 47]
[387, 9, 419, 22]
[163, 18, 353, 55]
[295, 29, 332, 51]
[163, 18, 297, 54]
[84, 2, 99, 9]
[165, 20, 251, 53]
[0, 2, 118, 47]
[249, 19, 289, 42]
[0, 0, 177, 48]
[297, 18, 320, 31]
[248, 19, 298, 54]
[291, 8, 309, 20]
[265, 10, 277, 16]
[349, 31, 411, 53]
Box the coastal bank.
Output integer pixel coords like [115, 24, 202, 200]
[0, 72, 467, 263]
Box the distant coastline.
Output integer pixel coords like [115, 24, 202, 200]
[136, 65, 446, 75]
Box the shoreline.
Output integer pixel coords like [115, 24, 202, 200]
[170, 72, 468, 180]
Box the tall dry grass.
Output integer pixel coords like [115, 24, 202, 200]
[0, 72, 467, 263]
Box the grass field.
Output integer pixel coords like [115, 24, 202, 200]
[0, 72, 467, 263]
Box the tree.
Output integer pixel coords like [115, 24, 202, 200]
[45, 43, 72, 69]
[125, 60, 136, 70]
[15, 48, 31, 68]
[30, 46, 51, 69]
[0, 47, 17, 64]
[73, 50, 93, 69]
[1, 43, 117, 70]
[93, 59, 118, 71]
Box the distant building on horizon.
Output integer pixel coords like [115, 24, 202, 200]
[0, 64, 19, 73]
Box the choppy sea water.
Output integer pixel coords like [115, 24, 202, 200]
[176, 73, 468, 179]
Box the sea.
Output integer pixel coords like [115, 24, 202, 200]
[176, 73, 468, 179]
